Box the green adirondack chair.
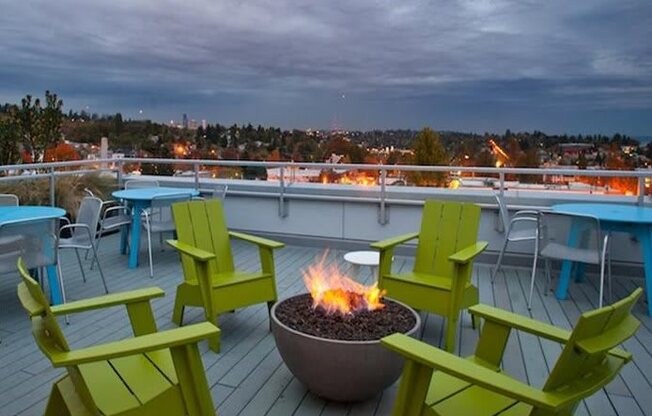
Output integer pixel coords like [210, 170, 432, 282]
[167, 199, 284, 352]
[382, 288, 642, 416]
[16, 258, 220, 416]
[371, 200, 488, 352]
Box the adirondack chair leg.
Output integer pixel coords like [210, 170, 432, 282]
[45, 380, 71, 416]
[445, 315, 458, 353]
[170, 343, 216, 416]
[172, 295, 185, 326]
[391, 359, 432, 416]
[267, 301, 274, 331]
[470, 312, 477, 330]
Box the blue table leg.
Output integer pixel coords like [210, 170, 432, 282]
[128, 201, 146, 269]
[46, 264, 63, 305]
[120, 223, 129, 255]
[636, 226, 652, 316]
[555, 220, 582, 300]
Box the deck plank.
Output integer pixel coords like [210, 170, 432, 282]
[1, 233, 651, 415]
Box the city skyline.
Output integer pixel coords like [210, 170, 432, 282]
[1, 0, 651, 135]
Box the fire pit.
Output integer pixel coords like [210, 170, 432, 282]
[271, 254, 420, 402]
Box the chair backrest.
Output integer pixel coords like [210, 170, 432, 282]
[212, 184, 228, 200]
[150, 193, 193, 223]
[0, 193, 19, 206]
[125, 179, 160, 189]
[495, 193, 509, 234]
[72, 197, 103, 240]
[413, 200, 481, 282]
[539, 210, 604, 255]
[0, 218, 58, 273]
[543, 288, 642, 398]
[172, 199, 234, 282]
[16, 258, 71, 360]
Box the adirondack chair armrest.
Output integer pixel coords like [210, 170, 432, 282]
[370, 232, 419, 250]
[469, 304, 632, 360]
[448, 242, 488, 264]
[229, 231, 285, 249]
[381, 333, 565, 411]
[166, 239, 216, 262]
[469, 304, 570, 343]
[50, 322, 220, 367]
[50, 287, 165, 316]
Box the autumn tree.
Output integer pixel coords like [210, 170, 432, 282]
[12, 91, 64, 162]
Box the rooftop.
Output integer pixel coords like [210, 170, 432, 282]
[0, 232, 650, 416]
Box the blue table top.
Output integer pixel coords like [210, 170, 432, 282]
[112, 187, 199, 201]
[0, 206, 66, 225]
[552, 203, 652, 224]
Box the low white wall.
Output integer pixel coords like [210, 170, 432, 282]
[139, 175, 646, 269]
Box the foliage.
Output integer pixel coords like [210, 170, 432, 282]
[43, 143, 81, 162]
[0, 173, 116, 218]
[407, 128, 449, 186]
[12, 91, 64, 162]
[0, 115, 21, 165]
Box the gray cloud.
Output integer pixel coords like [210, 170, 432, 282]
[0, 0, 650, 134]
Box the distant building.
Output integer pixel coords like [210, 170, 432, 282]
[189, 119, 197, 130]
[182, 113, 189, 129]
[201, 119, 207, 130]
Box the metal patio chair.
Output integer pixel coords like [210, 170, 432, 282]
[491, 193, 539, 283]
[142, 193, 192, 278]
[195, 184, 228, 201]
[84, 189, 132, 270]
[58, 196, 109, 294]
[0, 193, 19, 206]
[531, 210, 610, 309]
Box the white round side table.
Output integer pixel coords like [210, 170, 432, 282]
[343, 251, 380, 280]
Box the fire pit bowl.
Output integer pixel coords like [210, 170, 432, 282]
[271, 294, 421, 402]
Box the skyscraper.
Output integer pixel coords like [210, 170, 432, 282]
[182, 113, 188, 129]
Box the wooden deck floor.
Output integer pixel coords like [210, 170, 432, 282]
[0, 233, 651, 416]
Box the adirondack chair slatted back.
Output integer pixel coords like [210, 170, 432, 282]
[413, 200, 481, 282]
[544, 288, 642, 394]
[16, 259, 70, 357]
[172, 199, 235, 282]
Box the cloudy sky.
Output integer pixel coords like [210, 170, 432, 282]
[1, 0, 651, 135]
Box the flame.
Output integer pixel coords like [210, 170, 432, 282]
[302, 252, 386, 315]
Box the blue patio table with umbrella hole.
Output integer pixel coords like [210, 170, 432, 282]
[0, 205, 66, 304]
[112, 187, 199, 269]
[552, 203, 652, 315]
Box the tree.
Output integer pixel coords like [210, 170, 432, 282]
[12, 91, 64, 162]
[407, 127, 449, 186]
[0, 116, 20, 166]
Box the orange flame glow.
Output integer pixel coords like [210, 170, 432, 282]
[302, 252, 386, 315]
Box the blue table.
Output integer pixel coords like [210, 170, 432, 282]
[552, 203, 652, 314]
[112, 187, 199, 269]
[0, 206, 66, 304]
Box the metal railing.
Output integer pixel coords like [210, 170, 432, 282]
[1, 157, 651, 224]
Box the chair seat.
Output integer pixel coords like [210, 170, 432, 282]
[385, 272, 471, 290]
[540, 242, 600, 264]
[507, 228, 537, 242]
[77, 350, 185, 415]
[59, 236, 93, 249]
[101, 214, 131, 231]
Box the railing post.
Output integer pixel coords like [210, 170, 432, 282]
[194, 162, 200, 190]
[116, 159, 123, 188]
[499, 171, 505, 196]
[638, 176, 645, 206]
[379, 168, 387, 225]
[279, 167, 287, 217]
[49, 167, 56, 206]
